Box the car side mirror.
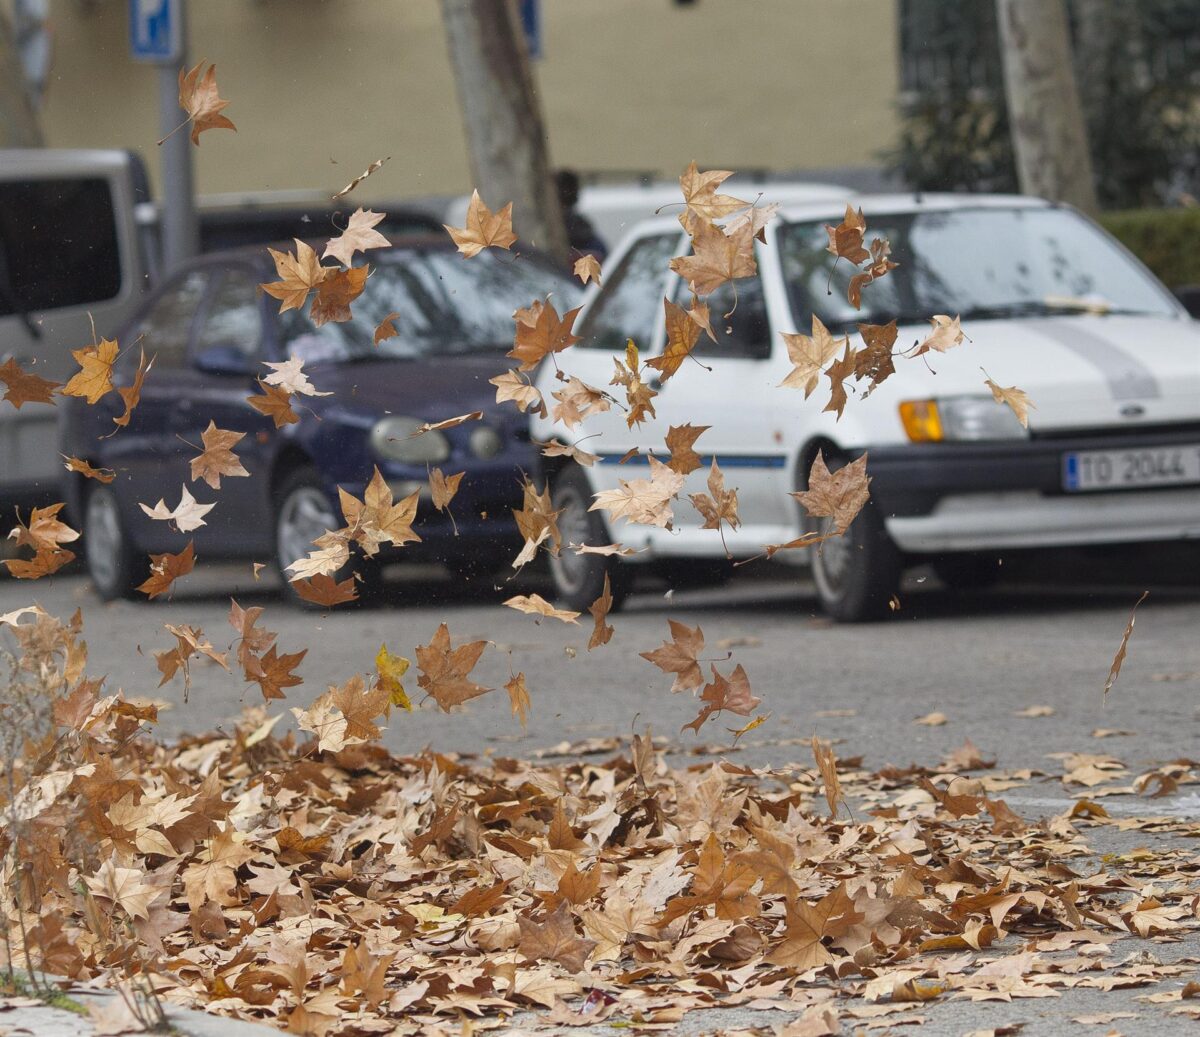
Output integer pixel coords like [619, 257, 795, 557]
[194, 343, 253, 376]
[1173, 285, 1200, 319]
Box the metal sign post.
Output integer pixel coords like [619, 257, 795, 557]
[130, 0, 197, 272]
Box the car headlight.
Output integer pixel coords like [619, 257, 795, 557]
[369, 416, 450, 463]
[899, 396, 1026, 443]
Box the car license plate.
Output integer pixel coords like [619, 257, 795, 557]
[1063, 444, 1200, 492]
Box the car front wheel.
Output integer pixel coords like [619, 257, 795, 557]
[548, 466, 632, 613]
[84, 484, 146, 601]
[273, 466, 352, 605]
[801, 455, 903, 622]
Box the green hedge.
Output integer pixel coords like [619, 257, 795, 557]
[1100, 208, 1200, 288]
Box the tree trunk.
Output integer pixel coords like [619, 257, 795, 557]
[440, 0, 569, 265]
[0, 8, 42, 147]
[995, 0, 1096, 214]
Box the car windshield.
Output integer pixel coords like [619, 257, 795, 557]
[777, 206, 1179, 333]
[279, 247, 580, 362]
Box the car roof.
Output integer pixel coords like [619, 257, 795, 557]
[614, 192, 1056, 240]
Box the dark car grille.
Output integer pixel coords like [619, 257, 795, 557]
[1030, 421, 1200, 441]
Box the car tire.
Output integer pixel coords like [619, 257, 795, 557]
[932, 553, 1003, 591]
[273, 466, 347, 607]
[84, 484, 146, 601]
[801, 454, 903, 622]
[548, 465, 632, 613]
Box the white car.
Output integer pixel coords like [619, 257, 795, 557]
[530, 193, 1200, 621]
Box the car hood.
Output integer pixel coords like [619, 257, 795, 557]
[310, 354, 508, 421]
[868, 314, 1200, 432]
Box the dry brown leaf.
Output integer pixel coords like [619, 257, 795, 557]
[646, 298, 701, 383]
[669, 217, 756, 297]
[373, 311, 401, 346]
[310, 265, 368, 326]
[915, 711, 948, 726]
[292, 574, 358, 608]
[108, 347, 153, 431]
[590, 456, 684, 529]
[62, 338, 119, 404]
[429, 468, 464, 517]
[823, 204, 870, 266]
[778, 316, 844, 398]
[444, 190, 517, 258]
[177, 61, 236, 145]
[811, 735, 844, 817]
[490, 368, 546, 417]
[792, 451, 870, 536]
[588, 574, 614, 651]
[504, 593, 580, 625]
[189, 421, 249, 489]
[339, 467, 421, 555]
[538, 439, 598, 467]
[912, 314, 965, 357]
[416, 622, 490, 710]
[138, 484, 215, 533]
[63, 455, 115, 484]
[1104, 591, 1148, 700]
[518, 901, 596, 974]
[550, 375, 610, 429]
[822, 341, 857, 420]
[609, 341, 657, 428]
[260, 240, 331, 313]
[664, 423, 709, 475]
[677, 161, 750, 232]
[640, 619, 705, 693]
[0, 356, 59, 408]
[263, 357, 332, 398]
[512, 479, 561, 568]
[322, 207, 390, 268]
[689, 459, 740, 555]
[505, 672, 531, 729]
[983, 369, 1035, 428]
[855, 320, 898, 396]
[573, 254, 601, 286]
[683, 663, 760, 734]
[137, 541, 196, 600]
[331, 156, 389, 201]
[508, 299, 582, 370]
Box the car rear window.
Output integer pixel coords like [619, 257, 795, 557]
[0, 177, 122, 315]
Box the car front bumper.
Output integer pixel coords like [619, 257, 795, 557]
[866, 426, 1200, 553]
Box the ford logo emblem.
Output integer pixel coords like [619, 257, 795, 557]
[1120, 404, 1145, 419]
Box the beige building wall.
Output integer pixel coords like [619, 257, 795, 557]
[32, 0, 897, 203]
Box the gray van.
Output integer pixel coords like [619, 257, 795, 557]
[0, 149, 151, 509]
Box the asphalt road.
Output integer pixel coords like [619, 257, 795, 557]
[2, 545, 1198, 776]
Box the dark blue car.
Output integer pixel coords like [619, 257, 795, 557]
[61, 240, 579, 602]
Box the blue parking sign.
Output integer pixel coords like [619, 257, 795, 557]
[130, 0, 181, 64]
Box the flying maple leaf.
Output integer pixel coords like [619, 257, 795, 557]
[263, 357, 333, 398]
[767, 884, 863, 969]
[508, 299, 582, 371]
[854, 321, 898, 397]
[311, 265, 368, 326]
[982, 369, 1035, 428]
[677, 161, 750, 233]
[413, 411, 483, 435]
[518, 901, 597, 974]
[822, 341, 857, 420]
[847, 236, 899, 308]
[5, 502, 79, 579]
[811, 735, 845, 817]
[538, 439, 598, 467]
[374, 312, 401, 346]
[339, 467, 420, 555]
[247, 379, 298, 427]
[723, 201, 781, 243]
[573, 254, 601, 286]
[62, 338, 119, 404]
[489, 369, 546, 417]
[155, 623, 228, 701]
[244, 644, 306, 703]
[778, 315, 844, 399]
[551, 376, 611, 430]
[665, 424, 709, 475]
[912, 314, 965, 357]
[292, 573, 358, 608]
[588, 574, 614, 650]
[416, 622, 490, 710]
[646, 299, 701, 383]
[823, 204, 870, 266]
[62, 456, 115, 484]
[504, 593, 580, 625]
[610, 341, 657, 428]
[640, 619, 705, 693]
[139, 484, 216, 533]
[591, 456, 684, 530]
[689, 460, 740, 555]
[792, 452, 870, 536]
[375, 644, 411, 711]
[670, 218, 756, 297]
[229, 598, 276, 670]
[505, 672, 531, 729]
[444, 190, 517, 258]
[322, 208, 390, 268]
[0, 357, 58, 408]
[137, 541, 196, 599]
[107, 347, 154, 432]
[189, 421, 249, 489]
[261, 240, 331, 313]
[429, 469, 464, 531]
[683, 663, 760, 734]
[1104, 591, 1148, 700]
[177, 61, 235, 145]
[331, 156, 389, 201]
[512, 479, 561, 567]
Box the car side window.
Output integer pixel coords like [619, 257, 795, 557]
[135, 270, 208, 369]
[195, 269, 262, 361]
[673, 273, 772, 360]
[575, 232, 679, 351]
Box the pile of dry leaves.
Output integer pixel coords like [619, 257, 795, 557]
[2, 606, 1199, 1036]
